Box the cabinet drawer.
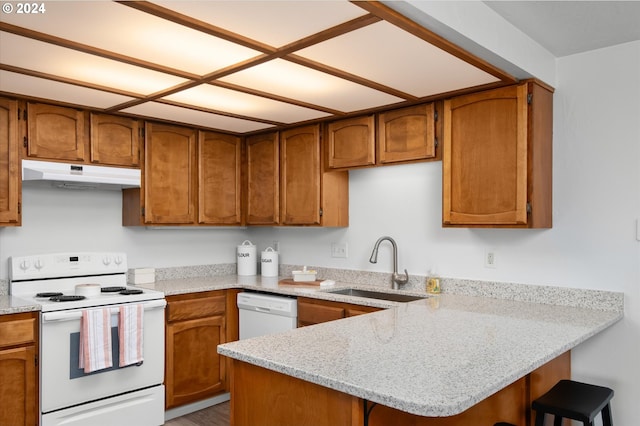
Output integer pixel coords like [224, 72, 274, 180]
[297, 301, 345, 326]
[0, 315, 36, 348]
[167, 294, 226, 322]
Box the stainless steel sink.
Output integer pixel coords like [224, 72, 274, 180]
[325, 288, 427, 303]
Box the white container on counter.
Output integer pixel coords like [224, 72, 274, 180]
[237, 240, 257, 276]
[260, 247, 279, 277]
[127, 268, 155, 284]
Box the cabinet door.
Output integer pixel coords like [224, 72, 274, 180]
[27, 103, 85, 161]
[280, 125, 321, 225]
[144, 123, 197, 224]
[0, 346, 37, 426]
[0, 98, 20, 225]
[165, 315, 226, 409]
[443, 84, 529, 226]
[90, 113, 140, 167]
[245, 132, 279, 225]
[377, 103, 436, 164]
[326, 115, 375, 169]
[198, 131, 241, 225]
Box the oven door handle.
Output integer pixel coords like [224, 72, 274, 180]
[41, 299, 167, 323]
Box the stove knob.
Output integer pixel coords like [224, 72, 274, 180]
[34, 259, 44, 270]
[114, 255, 123, 265]
[20, 260, 31, 270]
[102, 256, 112, 266]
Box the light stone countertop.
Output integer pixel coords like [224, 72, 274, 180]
[1, 268, 624, 417]
[0, 295, 40, 315]
[217, 288, 623, 417]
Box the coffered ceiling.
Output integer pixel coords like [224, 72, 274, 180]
[0, 1, 512, 135]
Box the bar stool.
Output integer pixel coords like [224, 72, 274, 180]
[531, 379, 613, 426]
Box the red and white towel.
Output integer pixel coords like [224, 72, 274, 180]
[79, 308, 113, 373]
[119, 304, 144, 367]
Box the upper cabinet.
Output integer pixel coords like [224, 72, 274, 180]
[280, 125, 322, 225]
[442, 81, 552, 228]
[245, 132, 279, 226]
[90, 113, 140, 167]
[142, 122, 198, 225]
[326, 115, 375, 169]
[246, 125, 348, 227]
[326, 103, 438, 170]
[0, 97, 21, 226]
[25, 103, 141, 168]
[123, 123, 242, 226]
[198, 131, 242, 225]
[378, 103, 437, 164]
[26, 103, 85, 162]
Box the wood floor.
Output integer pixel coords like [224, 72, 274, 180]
[164, 402, 230, 426]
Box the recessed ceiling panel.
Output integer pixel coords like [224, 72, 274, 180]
[154, 0, 368, 47]
[0, 71, 134, 109]
[0, 32, 187, 95]
[0, 1, 261, 75]
[163, 84, 331, 124]
[297, 21, 500, 97]
[121, 102, 275, 134]
[220, 59, 404, 113]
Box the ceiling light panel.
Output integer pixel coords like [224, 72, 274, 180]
[0, 71, 134, 109]
[121, 102, 275, 134]
[154, 0, 368, 47]
[163, 84, 331, 124]
[0, 32, 187, 96]
[0, 1, 261, 75]
[219, 59, 404, 113]
[297, 21, 500, 97]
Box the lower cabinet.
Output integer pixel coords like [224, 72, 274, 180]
[230, 351, 570, 426]
[0, 312, 38, 426]
[165, 291, 228, 409]
[297, 297, 381, 327]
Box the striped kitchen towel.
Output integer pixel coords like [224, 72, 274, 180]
[79, 308, 113, 373]
[119, 304, 144, 367]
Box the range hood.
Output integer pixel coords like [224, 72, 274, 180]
[22, 160, 141, 190]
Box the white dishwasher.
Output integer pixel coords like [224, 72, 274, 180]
[237, 292, 297, 340]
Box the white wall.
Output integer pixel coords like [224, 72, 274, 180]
[1, 31, 638, 426]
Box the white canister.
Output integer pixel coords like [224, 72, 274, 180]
[237, 240, 257, 276]
[260, 247, 279, 277]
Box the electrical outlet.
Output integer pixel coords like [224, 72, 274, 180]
[331, 242, 348, 258]
[484, 250, 497, 268]
[273, 241, 280, 252]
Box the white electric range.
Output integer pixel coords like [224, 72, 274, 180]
[9, 252, 166, 426]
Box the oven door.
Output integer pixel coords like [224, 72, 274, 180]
[40, 299, 166, 414]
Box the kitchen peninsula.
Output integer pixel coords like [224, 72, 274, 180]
[216, 283, 622, 426]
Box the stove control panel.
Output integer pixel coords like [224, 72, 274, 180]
[9, 252, 128, 281]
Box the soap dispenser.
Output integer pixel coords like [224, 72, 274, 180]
[426, 269, 441, 294]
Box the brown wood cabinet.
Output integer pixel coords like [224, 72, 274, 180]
[297, 297, 381, 327]
[442, 81, 552, 228]
[144, 122, 197, 224]
[0, 97, 21, 226]
[229, 351, 569, 426]
[377, 103, 437, 164]
[280, 125, 322, 225]
[326, 104, 438, 170]
[124, 124, 244, 226]
[0, 312, 38, 426]
[26, 102, 86, 161]
[198, 131, 242, 225]
[280, 124, 349, 226]
[326, 115, 376, 169]
[245, 132, 280, 225]
[89, 113, 140, 167]
[165, 291, 227, 409]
